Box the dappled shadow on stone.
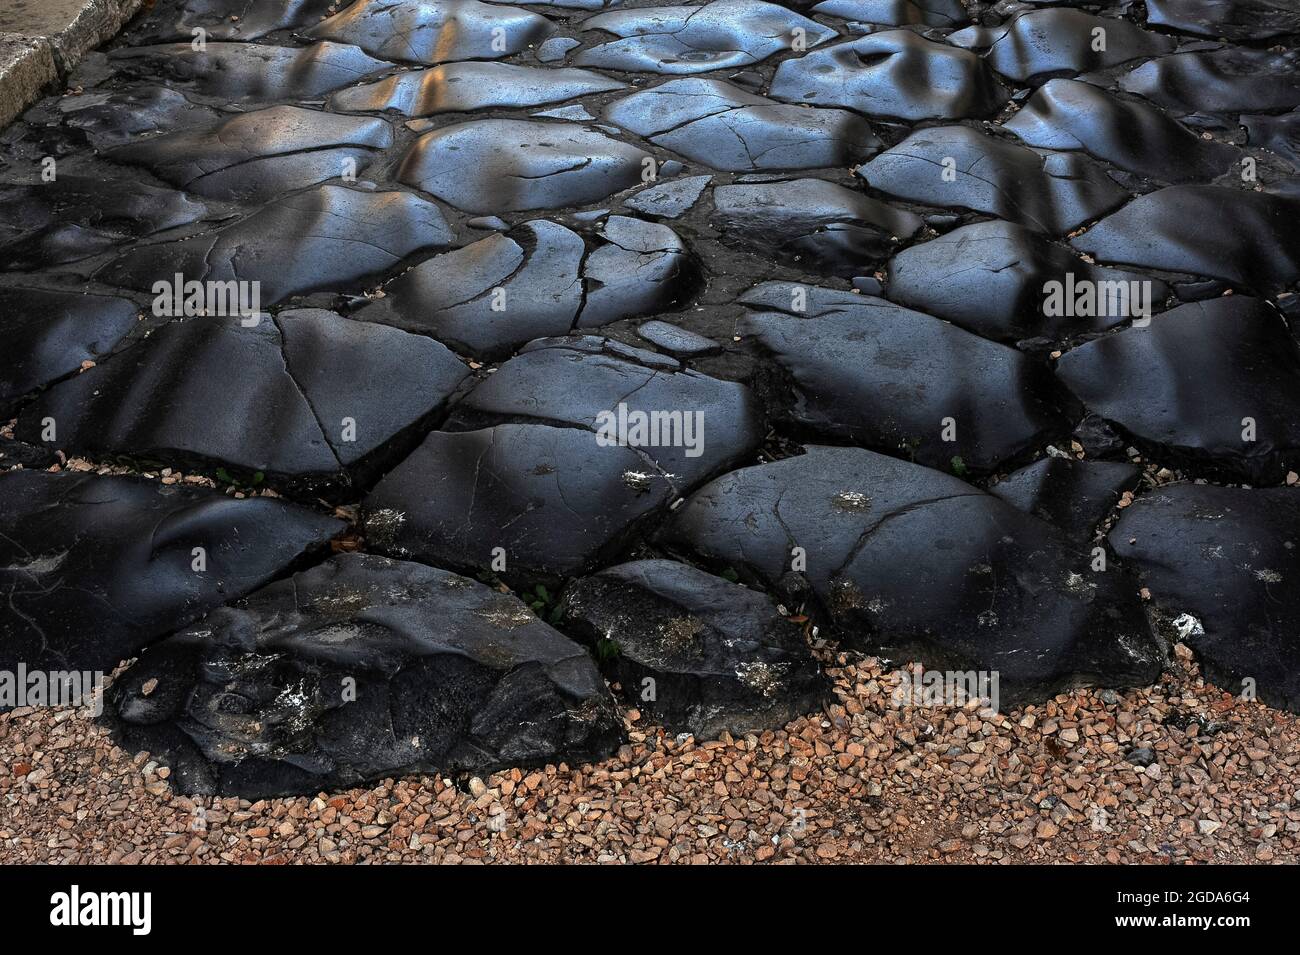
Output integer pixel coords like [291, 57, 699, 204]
[397, 120, 650, 214]
[770, 30, 1006, 122]
[575, 0, 835, 75]
[98, 184, 454, 306]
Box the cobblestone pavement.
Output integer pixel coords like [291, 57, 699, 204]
[1, 0, 1298, 861]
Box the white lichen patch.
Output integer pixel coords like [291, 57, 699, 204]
[473, 600, 535, 629]
[1063, 571, 1097, 597]
[735, 661, 789, 698]
[1172, 612, 1204, 640]
[3, 550, 69, 574]
[365, 508, 406, 546]
[832, 490, 871, 512]
[622, 470, 654, 491]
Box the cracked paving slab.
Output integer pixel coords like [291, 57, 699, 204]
[0, 469, 342, 677]
[857, 125, 1129, 236]
[574, 0, 837, 75]
[15, 309, 469, 491]
[106, 552, 622, 797]
[332, 61, 626, 117]
[352, 216, 696, 358]
[711, 177, 923, 277]
[605, 76, 881, 171]
[1054, 296, 1300, 484]
[307, 0, 554, 66]
[96, 183, 455, 306]
[0, 171, 207, 270]
[397, 119, 651, 214]
[660, 445, 1162, 709]
[559, 558, 831, 739]
[109, 41, 399, 103]
[769, 29, 1007, 122]
[103, 105, 394, 202]
[737, 282, 1065, 473]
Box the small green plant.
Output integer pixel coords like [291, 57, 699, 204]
[594, 637, 621, 662]
[523, 583, 564, 625]
[720, 566, 740, 583]
[215, 467, 265, 488]
[950, 455, 968, 478]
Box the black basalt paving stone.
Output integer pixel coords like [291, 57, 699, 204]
[16, 310, 469, 488]
[1055, 297, 1300, 485]
[886, 220, 1168, 344]
[104, 106, 394, 203]
[769, 30, 1007, 122]
[353, 217, 695, 358]
[0, 174, 207, 271]
[1244, 112, 1300, 168]
[623, 175, 711, 218]
[0, 469, 342, 676]
[1145, 0, 1300, 42]
[1003, 80, 1239, 185]
[1117, 47, 1300, 117]
[308, 0, 554, 65]
[991, 457, 1141, 541]
[363, 423, 674, 579]
[605, 77, 881, 171]
[97, 184, 454, 307]
[711, 178, 923, 278]
[451, 335, 763, 487]
[126, 0, 342, 43]
[396, 120, 651, 214]
[577, 216, 696, 329]
[559, 559, 830, 738]
[575, 0, 836, 75]
[508, 0, 611, 7]
[660, 445, 1162, 707]
[58, 87, 220, 150]
[857, 126, 1129, 235]
[737, 289, 1063, 473]
[1111, 485, 1300, 712]
[1071, 186, 1300, 293]
[637, 320, 720, 356]
[332, 62, 625, 116]
[354, 220, 584, 358]
[948, 9, 1176, 82]
[810, 0, 968, 27]
[0, 286, 138, 414]
[1055, 296, 1300, 484]
[110, 42, 398, 103]
[107, 553, 622, 797]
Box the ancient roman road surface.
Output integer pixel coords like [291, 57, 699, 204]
[1, 0, 1298, 797]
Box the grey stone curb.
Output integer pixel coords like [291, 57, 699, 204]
[0, 0, 143, 127]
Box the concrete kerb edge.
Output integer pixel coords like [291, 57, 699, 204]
[0, 0, 144, 128]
